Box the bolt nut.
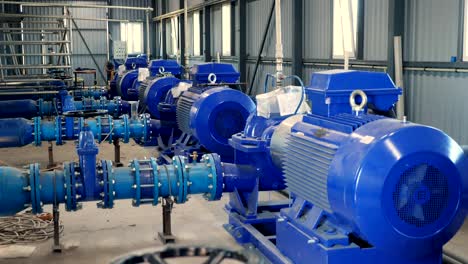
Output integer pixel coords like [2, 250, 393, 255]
[23, 186, 31, 191]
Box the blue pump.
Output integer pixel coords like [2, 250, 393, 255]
[0, 70, 464, 264]
[112, 59, 182, 101]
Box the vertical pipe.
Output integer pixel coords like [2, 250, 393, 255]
[106, 2, 110, 61]
[146, 10, 151, 58]
[387, 0, 405, 80]
[394, 36, 404, 119]
[457, 0, 465, 62]
[274, 0, 283, 82]
[184, 0, 189, 77]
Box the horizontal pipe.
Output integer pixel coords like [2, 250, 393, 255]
[0, 91, 59, 96]
[0, 27, 67, 31]
[6, 31, 60, 35]
[0, 114, 161, 147]
[403, 67, 468, 73]
[0, 65, 71, 69]
[0, 40, 71, 45]
[0, 153, 261, 216]
[153, 0, 229, 21]
[0, 13, 133, 22]
[0, 1, 153, 11]
[0, 53, 71, 57]
[20, 21, 61, 24]
[0, 86, 66, 89]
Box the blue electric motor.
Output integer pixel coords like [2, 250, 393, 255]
[115, 59, 183, 101]
[176, 86, 255, 158]
[110, 55, 148, 98]
[140, 62, 241, 119]
[225, 70, 468, 264]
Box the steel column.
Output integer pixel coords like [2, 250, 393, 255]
[162, 0, 168, 59]
[204, 3, 212, 62]
[238, 0, 247, 85]
[387, 0, 405, 79]
[457, 0, 465, 61]
[356, 0, 365, 60]
[292, 0, 303, 83]
[179, 0, 186, 68]
[151, 0, 158, 58]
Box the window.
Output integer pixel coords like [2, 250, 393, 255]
[221, 3, 231, 56]
[170, 16, 180, 57]
[193, 11, 201, 56]
[120, 22, 143, 54]
[333, 0, 358, 58]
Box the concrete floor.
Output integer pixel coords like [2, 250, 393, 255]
[0, 142, 467, 263]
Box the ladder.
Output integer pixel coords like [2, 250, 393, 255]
[0, 10, 72, 83]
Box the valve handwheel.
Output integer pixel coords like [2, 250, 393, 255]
[111, 245, 261, 264]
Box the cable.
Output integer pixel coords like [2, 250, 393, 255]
[263, 73, 276, 93]
[0, 213, 63, 245]
[100, 125, 115, 145]
[283, 75, 305, 114]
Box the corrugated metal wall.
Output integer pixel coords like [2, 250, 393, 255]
[405, 71, 468, 144]
[404, 0, 459, 62]
[4, 0, 153, 85]
[303, 0, 332, 60]
[8, 0, 468, 144]
[403, 0, 467, 144]
[19, 0, 108, 85]
[363, 0, 388, 61]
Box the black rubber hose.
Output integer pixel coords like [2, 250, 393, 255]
[247, 1, 275, 96]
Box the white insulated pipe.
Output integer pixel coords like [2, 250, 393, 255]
[184, 0, 189, 78]
[275, 0, 283, 83]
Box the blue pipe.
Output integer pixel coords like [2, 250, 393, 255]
[0, 114, 169, 147]
[0, 99, 55, 118]
[0, 97, 130, 118]
[0, 152, 258, 216]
